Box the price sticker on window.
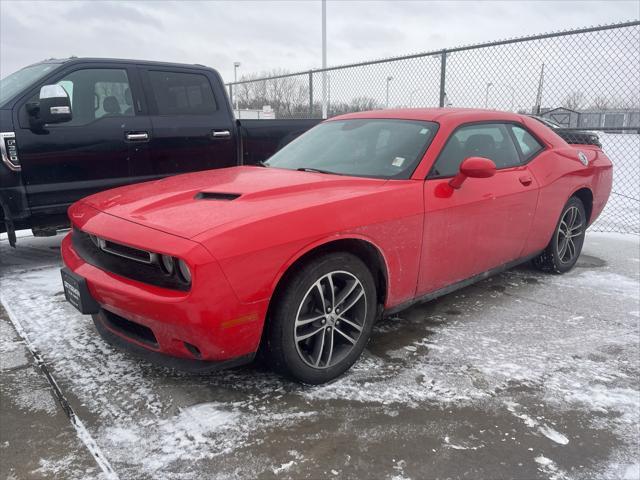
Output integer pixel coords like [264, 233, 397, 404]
[392, 157, 405, 167]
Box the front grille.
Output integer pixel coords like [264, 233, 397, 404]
[102, 309, 158, 347]
[100, 238, 154, 263]
[72, 228, 190, 291]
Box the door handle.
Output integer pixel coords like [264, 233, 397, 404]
[126, 132, 149, 142]
[519, 175, 533, 186]
[212, 130, 231, 138]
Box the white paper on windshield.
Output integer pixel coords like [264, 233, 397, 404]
[392, 157, 405, 167]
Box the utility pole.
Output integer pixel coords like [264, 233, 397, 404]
[321, 0, 327, 119]
[534, 63, 545, 114]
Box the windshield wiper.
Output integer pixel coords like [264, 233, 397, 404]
[296, 167, 338, 175]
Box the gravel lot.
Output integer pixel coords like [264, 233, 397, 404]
[1, 232, 639, 480]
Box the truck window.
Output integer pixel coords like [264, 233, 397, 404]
[147, 70, 217, 115]
[51, 69, 134, 126]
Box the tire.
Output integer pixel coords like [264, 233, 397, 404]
[265, 252, 377, 384]
[533, 196, 586, 274]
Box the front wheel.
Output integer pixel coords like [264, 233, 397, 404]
[533, 196, 586, 274]
[266, 252, 377, 384]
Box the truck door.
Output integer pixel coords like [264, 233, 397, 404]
[14, 64, 152, 213]
[139, 67, 237, 176]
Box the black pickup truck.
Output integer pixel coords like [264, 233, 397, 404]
[0, 58, 320, 246]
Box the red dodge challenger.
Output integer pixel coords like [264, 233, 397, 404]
[61, 109, 612, 384]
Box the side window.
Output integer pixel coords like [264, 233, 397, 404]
[57, 80, 74, 107]
[431, 123, 521, 177]
[511, 125, 543, 160]
[54, 69, 133, 126]
[147, 71, 217, 115]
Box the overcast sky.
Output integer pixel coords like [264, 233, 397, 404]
[0, 0, 638, 82]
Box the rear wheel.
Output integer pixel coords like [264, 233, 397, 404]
[266, 252, 377, 384]
[533, 196, 586, 274]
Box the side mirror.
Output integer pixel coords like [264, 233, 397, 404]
[27, 84, 72, 130]
[449, 156, 496, 189]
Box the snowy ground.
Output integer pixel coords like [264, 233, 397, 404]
[1, 232, 638, 480]
[590, 133, 639, 234]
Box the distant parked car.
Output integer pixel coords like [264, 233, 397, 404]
[61, 108, 612, 384]
[529, 115, 602, 148]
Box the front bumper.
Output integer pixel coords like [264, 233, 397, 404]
[92, 310, 255, 372]
[61, 203, 268, 368]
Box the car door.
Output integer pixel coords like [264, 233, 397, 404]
[417, 122, 540, 295]
[139, 67, 237, 177]
[14, 64, 152, 212]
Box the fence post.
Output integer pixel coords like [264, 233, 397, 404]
[228, 84, 234, 113]
[439, 50, 447, 107]
[309, 71, 314, 117]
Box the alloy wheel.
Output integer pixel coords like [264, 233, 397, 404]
[294, 271, 367, 369]
[557, 206, 583, 264]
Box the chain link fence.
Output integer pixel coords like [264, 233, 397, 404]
[228, 21, 640, 234]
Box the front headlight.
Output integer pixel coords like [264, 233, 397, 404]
[160, 254, 175, 275]
[177, 259, 192, 284]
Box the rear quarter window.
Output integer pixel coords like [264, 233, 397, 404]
[148, 70, 217, 115]
[511, 125, 544, 160]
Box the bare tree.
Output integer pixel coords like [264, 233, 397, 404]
[328, 97, 383, 117]
[562, 91, 586, 110]
[591, 96, 611, 110]
[233, 69, 309, 117]
[614, 95, 640, 110]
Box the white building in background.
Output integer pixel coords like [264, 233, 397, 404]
[540, 107, 639, 132]
[234, 105, 276, 119]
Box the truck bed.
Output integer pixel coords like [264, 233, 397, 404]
[239, 119, 322, 165]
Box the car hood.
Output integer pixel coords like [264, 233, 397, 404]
[81, 166, 388, 239]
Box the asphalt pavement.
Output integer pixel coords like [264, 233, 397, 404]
[1, 232, 638, 480]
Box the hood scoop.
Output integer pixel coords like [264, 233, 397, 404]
[194, 192, 241, 201]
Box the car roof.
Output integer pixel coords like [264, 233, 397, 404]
[24, 57, 217, 72]
[332, 108, 526, 125]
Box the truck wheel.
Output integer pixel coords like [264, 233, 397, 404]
[533, 196, 586, 274]
[266, 252, 377, 384]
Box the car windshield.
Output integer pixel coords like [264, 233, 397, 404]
[264, 119, 438, 179]
[0, 63, 60, 106]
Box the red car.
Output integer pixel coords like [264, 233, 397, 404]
[60, 108, 612, 384]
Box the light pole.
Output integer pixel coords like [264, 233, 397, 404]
[504, 84, 515, 111]
[327, 74, 331, 116]
[409, 89, 420, 107]
[321, 0, 327, 119]
[233, 62, 241, 114]
[484, 82, 493, 108]
[385, 76, 393, 109]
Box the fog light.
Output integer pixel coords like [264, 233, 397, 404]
[160, 255, 175, 275]
[177, 259, 191, 284]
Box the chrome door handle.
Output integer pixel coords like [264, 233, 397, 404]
[126, 132, 149, 142]
[212, 130, 231, 138]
